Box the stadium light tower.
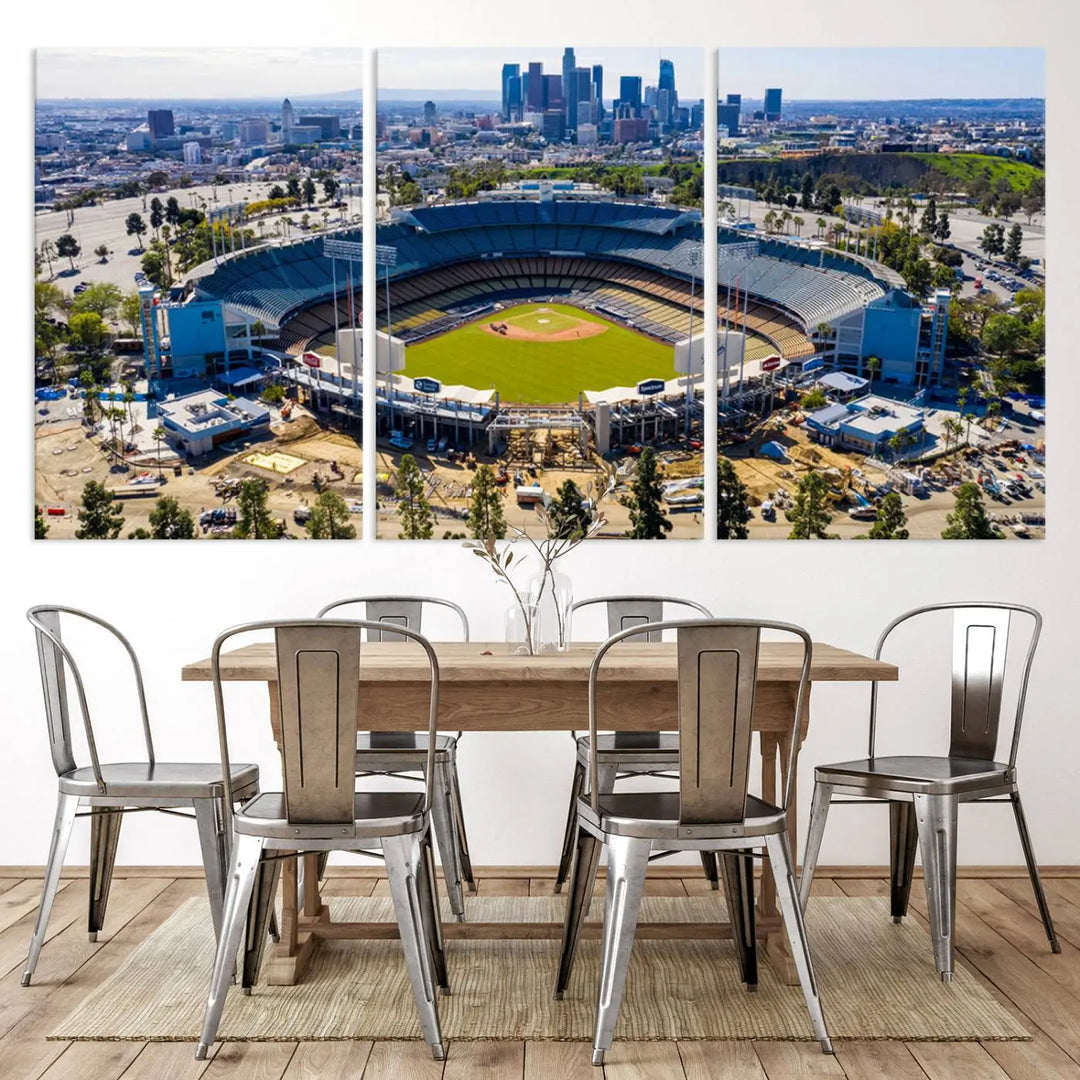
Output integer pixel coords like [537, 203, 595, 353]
[323, 239, 398, 418]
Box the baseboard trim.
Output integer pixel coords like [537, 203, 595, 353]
[2, 864, 1078, 880]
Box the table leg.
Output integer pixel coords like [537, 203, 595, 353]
[757, 683, 811, 985]
[261, 682, 328, 985]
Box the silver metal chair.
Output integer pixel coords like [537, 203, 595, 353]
[799, 602, 1059, 982]
[555, 619, 832, 1065]
[317, 596, 474, 920]
[554, 596, 718, 893]
[24, 606, 262, 987]
[197, 619, 447, 1061]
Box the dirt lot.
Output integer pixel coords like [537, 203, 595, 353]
[35, 412, 363, 539]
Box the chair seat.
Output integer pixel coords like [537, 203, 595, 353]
[816, 755, 1014, 796]
[59, 761, 260, 799]
[576, 733, 679, 768]
[357, 733, 456, 753]
[234, 791, 426, 840]
[577, 790, 785, 841]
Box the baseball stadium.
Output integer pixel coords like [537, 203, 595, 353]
[187, 187, 940, 535]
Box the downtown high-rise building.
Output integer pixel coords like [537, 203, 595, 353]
[592, 64, 603, 121]
[719, 93, 741, 136]
[281, 98, 294, 143]
[658, 58, 677, 125]
[562, 47, 577, 129]
[502, 63, 521, 121]
[572, 66, 592, 131]
[619, 75, 642, 116]
[764, 87, 783, 121]
[526, 61, 544, 110]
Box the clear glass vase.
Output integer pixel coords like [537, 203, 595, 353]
[504, 600, 538, 655]
[528, 568, 574, 653]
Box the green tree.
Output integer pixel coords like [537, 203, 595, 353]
[149, 197, 165, 237]
[919, 196, 937, 237]
[941, 482, 1002, 539]
[165, 196, 181, 226]
[35, 505, 49, 540]
[286, 177, 301, 202]
[148, 496, 196, 539]
[865, 356, 881, 383]
[55, 233, 80, 271]
[306, 490, 357, 539]
[469, 464, 508, 540]
[799, 172, 814, 210]
[979, 223, 1006, 257]
[982, 313, 1027, 357]
[76, 481, 124, 539]
[396, 454, 435, 539]
[801, 387, 828, 409]
[141, 245, 168, 288]
[627, 448, 672, 539]
[1004, 223, 1023, 264]
[261, 384, 286, 404]
[120, 292, 143, 337]
[68, 311, 107, 352]
[866, 493, 909, 539]
[322, 176, 339, 201]
[125, 212, 147, 250]
[787, 471, 834, 539]
[302, 177, 317, 206]
[934, 210, 951, 242]
[547, 478, 590, 540]
[93, 243, 109, 263]
[716, 458, 751, 539]
[233, 479, 278, 539]
[71, 282, 123, 321]
[152, 425, 167, 478]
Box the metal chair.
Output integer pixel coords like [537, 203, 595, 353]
[554, 596, 718, 893]
[23, 605, 262, 987]
[197, 619, 447, 1061]
[799, 602, 1059, 982]
[317, 596, 474, 920]
[555, 619, 832, 1065]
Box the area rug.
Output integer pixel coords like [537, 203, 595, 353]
[50, 895, 1027, 1043]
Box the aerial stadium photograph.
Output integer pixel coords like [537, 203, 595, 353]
[711, 47, 1046, 540]
[372, 46, 707, 540]
[33, 48, 365, 540]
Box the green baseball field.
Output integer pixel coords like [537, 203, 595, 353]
[400, 302, 677, 404]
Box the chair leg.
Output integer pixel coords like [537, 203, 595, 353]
[913, 792, 958, 982]
[765, 830, 833, 1054]
[1010, 790, 1060, 953]
[798, 781, 833, 913]
[23, 792, 78, 986]
[554, 758, 587, 894]
[194, 798, 228, 943]
[382, 833, 445, 1061]
[700, 852, 720, 891]
[241, 854, 281, 993]
[429, 759, 466, 921]
[416, 827, 450, 993]
[87, 807, 123, 942]
[554, 824, 602, 999]
[720, 850, 757, 989]
[592, 834, 651, 1066]
[889, 801, 919, 924]
[196, 833, 264, 1060]
[446, 752, 476, 893]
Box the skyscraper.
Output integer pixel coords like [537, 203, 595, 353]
[526, 62, 544, 110]
[572, 67, 592, 131]
[147, 109, 174, 139]
[423, 100, 438, 125]
[562, 47, 576, 127]
[281, 99, 294, 143]
[507, 74, 522, 120]
[765, 87, 783, 121]
[592, 64, 603, 122]
[658, 59, 677, 125]
[719, 93, 741, 136]
[543, 74, 563, 113]
[501, 63, 520, 121]
[619, 75, 642, 116]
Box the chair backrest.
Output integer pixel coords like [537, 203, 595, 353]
[26, 606, 154, 789]
[588, 619, 811, 823]
[211, 619, 440, 827]
[870, 602, 1040, 768]
[316, 596, 469, 643]
[572, 596, 713, 643]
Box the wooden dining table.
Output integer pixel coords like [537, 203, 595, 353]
[182, 639, 897, 986]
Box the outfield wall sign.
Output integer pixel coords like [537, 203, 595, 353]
[414, 377, 442, 395]
[301, 352, 321, 369]
[637, 378, 666, 396]
[761, 356, 782, 373]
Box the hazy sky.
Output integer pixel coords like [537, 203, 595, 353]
[717, 47, 1044, 100]
[378, 47, 704, 98]
[35, 46, 1043, 102]
[36, 48, 365, 99]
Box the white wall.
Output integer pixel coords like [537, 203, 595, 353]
[8, 1, 1075, 872]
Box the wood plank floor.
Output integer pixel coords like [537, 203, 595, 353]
[1, 869, 1077, 1080]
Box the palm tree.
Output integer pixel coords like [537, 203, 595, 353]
[153, 425, 167, 479]
[781, 209, 792, 235]
[792, 214, 804, 238]
[122, 382, 136, 447]
[815, 216, 826, 239]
